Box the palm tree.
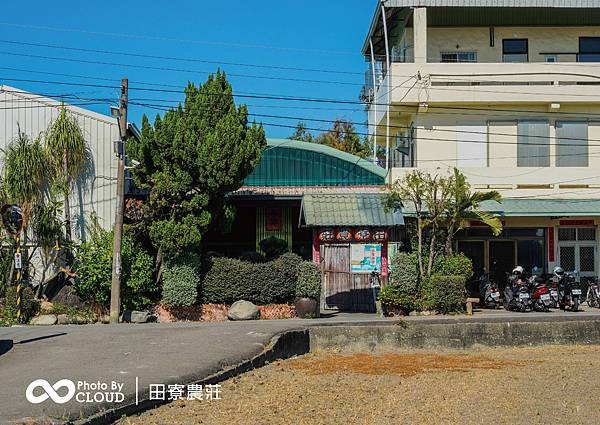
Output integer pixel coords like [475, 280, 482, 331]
[2, 131, 49, 222]
[444, 168, 503, 255]
[45, 106, 88, 242]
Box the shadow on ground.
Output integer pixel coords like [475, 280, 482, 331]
[0, 339, 13, 356]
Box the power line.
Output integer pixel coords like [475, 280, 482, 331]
[0, 50, 366, 87]
[129, 98, 600, 146]
[0, 39, 365, 76]
[0, 22, 357, 56]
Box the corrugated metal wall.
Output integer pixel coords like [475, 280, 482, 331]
[256, 207, 293, 253]
[0, 86, 118, 240]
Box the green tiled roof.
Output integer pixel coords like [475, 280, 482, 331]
[300, 193, 404, 227]
[402, 199, 600, 217]
[478, 199, 600, 217]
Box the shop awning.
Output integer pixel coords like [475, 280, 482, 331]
[300, 193, 404, 227]
[402, 199, 600, 217]
[478, 199, 600, 217]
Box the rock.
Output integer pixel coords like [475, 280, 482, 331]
[228, 300, 260, 321]
[51, 285, 85, 309]
[57, 314, 70, 325]
[30, 314, 58, 326]
[122, 310, 151, 324]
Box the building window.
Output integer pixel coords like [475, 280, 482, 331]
[441, 52, 477, 63]
[503, 39, 528, 62]
[517, 120, 549, 167]
[578, 37, 600, 62]
[556, 121, 588, 167]
[544, 55, 557, 63]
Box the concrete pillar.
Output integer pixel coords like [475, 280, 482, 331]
[413, 7, 427, 64]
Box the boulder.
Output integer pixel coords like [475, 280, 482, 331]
[30, 314, 58, 326]
[57, 314, 70, 325]
[227, 300, 260, 321]
[122, 310, 151, 324]
[51, 285, 85, 309]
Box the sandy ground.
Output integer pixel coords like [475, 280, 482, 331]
[127, 345, 600, 425]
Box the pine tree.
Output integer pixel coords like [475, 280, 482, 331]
[129, 71, 266, 254]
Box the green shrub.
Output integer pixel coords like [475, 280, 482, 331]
[296, 261, 321, 299]
[74, 228, 157, 310]
[201, 253, 302, 305]
[432, 254, 473, 281]
[161, 253, 200, 307]
[414, 278, 436, 312]
[377, 285, 413, 311]
[389, 252, 419, 295]
[259, 236, 288, 259]
[429, 274, 466, 313]
[2, 285, 40, 324]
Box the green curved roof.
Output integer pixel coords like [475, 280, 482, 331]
[244, 139, 386, 187]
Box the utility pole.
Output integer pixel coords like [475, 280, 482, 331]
[110, 78, 128, 324]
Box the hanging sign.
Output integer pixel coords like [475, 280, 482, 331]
[336, 228, 352, 242]
[351, 244, 382, 273]
[318, 229, 335, 242]
[354, 228, 371, 241]
[373, 229, 388, 242]
[14, 252, 22, 270]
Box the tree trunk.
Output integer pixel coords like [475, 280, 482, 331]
[154, 249, 164, 284]
[427, 229, 437, 277]
[416, 217, 424, 277]
[444, 229, 454, 256]
[63, 155, 72, 242]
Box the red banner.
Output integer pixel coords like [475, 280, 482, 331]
[548, 226, 555, 262]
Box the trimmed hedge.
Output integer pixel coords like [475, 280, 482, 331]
[377, 285, 413, 311]
[296, 261, 321, 299]
[432, 254, 473, 281]
[430, 274, 466, 313]
[201, 253, 302, 305]
[161, 253, 201, 307]
[389, 252, 419, 296]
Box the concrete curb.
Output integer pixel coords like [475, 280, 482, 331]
[309, 319, 600, 352]
[68, 328, 310, 425]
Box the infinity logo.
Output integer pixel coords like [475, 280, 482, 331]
[26, 379, 76, 404]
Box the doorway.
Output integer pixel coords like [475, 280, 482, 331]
[321, 244, 375, 312]
[489, 241, 516, 290]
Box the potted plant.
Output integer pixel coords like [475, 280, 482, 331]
[295, 262, 321, 319]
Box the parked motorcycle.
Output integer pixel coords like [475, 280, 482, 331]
[555, 267, 582, 312]
[479, 270, 502, 309]
[504, 266, 533, 312]
[528, 268, 551, 312]
[586, 277, 600, 309]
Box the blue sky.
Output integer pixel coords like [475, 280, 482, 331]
[0, 0, 374, 139]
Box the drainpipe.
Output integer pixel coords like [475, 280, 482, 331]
[369, 37, 378, 165]
[381, 2, 391, 173]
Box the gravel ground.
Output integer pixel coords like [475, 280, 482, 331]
[127, 345, 600, 425]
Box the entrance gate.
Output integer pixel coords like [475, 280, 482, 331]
[321, 244, 374, 312]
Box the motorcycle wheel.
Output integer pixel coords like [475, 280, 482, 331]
[573, 298, 579, 312]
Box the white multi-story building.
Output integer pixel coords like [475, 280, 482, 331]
[364, 1, 600, 282]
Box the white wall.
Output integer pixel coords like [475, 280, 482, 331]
[0, 86, 119, 240]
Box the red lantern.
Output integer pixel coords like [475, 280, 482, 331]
[354, 228, 371, 241]
[373, 229, 388, 242]
[318, 229, 335, 242]
[336, 228, 352, 241]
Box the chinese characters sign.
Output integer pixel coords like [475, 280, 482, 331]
[350, 244, 382, 273]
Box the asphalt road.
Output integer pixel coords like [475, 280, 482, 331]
[2, 309, 600, 424]
[0, 321, 308, 424]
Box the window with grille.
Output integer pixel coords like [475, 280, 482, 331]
[441, 52, 477, 63]
[558, 228, 577, 241]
